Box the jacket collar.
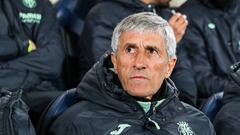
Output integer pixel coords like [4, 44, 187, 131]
[77, 52, 180, 113]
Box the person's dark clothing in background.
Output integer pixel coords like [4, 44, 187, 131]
[177, 0, 240, 104]
[171, 40, 198, 106]
[0, 0, 64, 124]
[213, 62, 240, 135]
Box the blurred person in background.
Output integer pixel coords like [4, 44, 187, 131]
[176, 0, 240, 106]
[214, 61, 240, 135]
[0, 0, 64, 125]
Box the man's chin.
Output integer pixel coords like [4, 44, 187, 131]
[127, 88, 151, 98]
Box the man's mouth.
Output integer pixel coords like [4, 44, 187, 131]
[130, 76, 149, 80]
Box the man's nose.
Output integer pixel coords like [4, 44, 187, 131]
[133, 52, 146, 70]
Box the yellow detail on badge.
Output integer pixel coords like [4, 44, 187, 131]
[28, 40, 35, 52]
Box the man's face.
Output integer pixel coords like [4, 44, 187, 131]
[111, 30, 176, 100]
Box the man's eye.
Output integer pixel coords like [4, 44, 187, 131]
[148, 48, 157, 54]
[126, 47, 135, 53]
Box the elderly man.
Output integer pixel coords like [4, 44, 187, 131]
[50, 12, 215, 135]
[78, 0, 188, 79]
[76, 0, 197, 106]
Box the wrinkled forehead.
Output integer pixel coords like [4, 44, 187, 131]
[120, 28, 165, 39]
[118, 30, 167, 53]
[119, 29, 166, 45]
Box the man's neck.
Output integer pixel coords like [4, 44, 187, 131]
[141, 0, 157, 4]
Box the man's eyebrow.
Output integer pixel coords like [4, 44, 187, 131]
[124, 43, 137, 48]
[144, 45, 161, 52]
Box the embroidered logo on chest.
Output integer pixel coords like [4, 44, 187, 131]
[110, 124, 131, 135]
[19, 12, 42, 24]
[177, 121, 195, 135]
[22, 0, 37, 8]
[208, 23, 216, 30]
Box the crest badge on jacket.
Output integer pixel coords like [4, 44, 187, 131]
[22, 0, 37, 8]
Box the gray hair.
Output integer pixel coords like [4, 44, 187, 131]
[111, 12, 176, 59]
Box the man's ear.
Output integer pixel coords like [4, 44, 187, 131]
[111, 52, 118, 74]
[165, 56, 177, 78]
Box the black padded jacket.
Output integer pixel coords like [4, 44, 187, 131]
[50, 53, 215, 135]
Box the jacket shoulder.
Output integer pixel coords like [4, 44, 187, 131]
[180, 102, 216, 134]
[178, 0, 208, 20]
[87, 2, 127, 18]
[86, 1, 134, 23]
[49, 101, 88, 135]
